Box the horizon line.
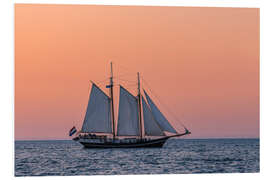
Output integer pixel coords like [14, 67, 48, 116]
[14, 137, 260, 141]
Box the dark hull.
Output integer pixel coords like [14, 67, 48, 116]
[79, 137, 169, 148]
[76, 132, 190, 148]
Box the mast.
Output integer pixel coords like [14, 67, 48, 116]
[110, 62, 116, 138]
[137, 72, 143, 139]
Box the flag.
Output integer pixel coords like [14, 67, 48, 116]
[69, 126, 77, 136]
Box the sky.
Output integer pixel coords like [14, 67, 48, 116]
[15, 4, 259, 140]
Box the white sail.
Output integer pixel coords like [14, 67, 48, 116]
[117, 86, 140, 136]
[142, 96, 165, 136]
[81, 83, 112, 133]
[144, 90, 177, 134]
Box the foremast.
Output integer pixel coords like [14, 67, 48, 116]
[110, 62, 116, 139]
[137, 72, 143, 139]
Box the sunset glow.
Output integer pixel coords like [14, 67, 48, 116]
[15, 4, 259, 140]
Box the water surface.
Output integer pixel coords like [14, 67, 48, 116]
[15, 138, 259, 176]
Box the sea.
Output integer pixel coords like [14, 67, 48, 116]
[15, 138, 259, 176]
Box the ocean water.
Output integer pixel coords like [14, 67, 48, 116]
[15, 139, 259, 176]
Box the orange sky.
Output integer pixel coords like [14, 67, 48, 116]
[15, 4, 259, 140]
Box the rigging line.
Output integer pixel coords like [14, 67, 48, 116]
[114, 63, 137, 83]
[116, 81, 138, 85]
[118, 64, 135, 73]
[115, 73, 137, 79]
[118, 84, 138, 88]
[115, 64, 132, 78]
[115, 70, 136, 85]
[116, 64, 138, 79]
[116, 78, 137, 83]
[78, 82, 93, 131]
[116, 84, 138, 89]
[95, 77, 110, 84]
[96, 81, 108, 86]
[141, 77, 187, 130]
[142, 77, 186, 128]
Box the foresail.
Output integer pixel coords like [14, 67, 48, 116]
[117, 86, 140, 136]
[81, 83, 112, 133]
[142, 96, 165, 136]
[144, 90, 177, 134]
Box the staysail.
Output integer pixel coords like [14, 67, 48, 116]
[117, 86, 140, 136]
[81, 83, 112, 133]
[144, 90, 177, 134]
[142, 96, 165, 136]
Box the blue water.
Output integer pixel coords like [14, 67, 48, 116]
[15, 138, 259, 176]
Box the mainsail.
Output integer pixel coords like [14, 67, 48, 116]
[142, 96, 165, 136]
[144, 90, 177, 134]
[117, 86, 140, 136]
[81, 83, 112, 133]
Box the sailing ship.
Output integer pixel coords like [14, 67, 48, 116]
[71, 62, 191, 148]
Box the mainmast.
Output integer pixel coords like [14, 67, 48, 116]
[137, 72, 143, 139]
[110, 62, 116, 139]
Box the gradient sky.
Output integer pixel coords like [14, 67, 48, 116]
[15, 4, 259, 140]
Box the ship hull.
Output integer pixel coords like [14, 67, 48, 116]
[74, 132, 190, 148]
[78, 137, 169, 148]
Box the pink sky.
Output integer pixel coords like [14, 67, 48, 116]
[15, 4, 259, 140]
